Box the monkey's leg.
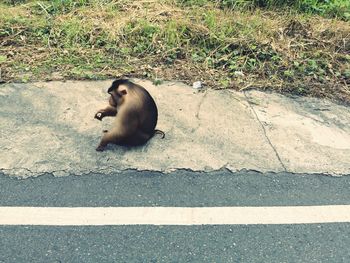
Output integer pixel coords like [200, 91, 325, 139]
[94, 106, 117, 121]
[96, 132, 119, 151]
[96, 117, 138, 151]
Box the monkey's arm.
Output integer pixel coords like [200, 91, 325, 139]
[94, 105, 117, 121]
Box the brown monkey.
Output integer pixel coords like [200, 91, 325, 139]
[94, 79, 164, 151]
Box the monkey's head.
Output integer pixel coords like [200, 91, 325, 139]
[107, 79, 129, 106]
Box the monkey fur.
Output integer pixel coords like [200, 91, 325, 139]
[94, 79, 164, 151]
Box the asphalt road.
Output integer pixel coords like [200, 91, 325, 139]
[0, 170, 349, 262]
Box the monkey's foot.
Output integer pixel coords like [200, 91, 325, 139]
[96, 145, 105, 152]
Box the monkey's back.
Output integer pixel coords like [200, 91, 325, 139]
[129, 84, 158, 135]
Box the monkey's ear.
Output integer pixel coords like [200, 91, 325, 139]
[119, 88, 127, 96]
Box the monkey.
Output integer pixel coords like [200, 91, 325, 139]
[94, 79, 165, 151]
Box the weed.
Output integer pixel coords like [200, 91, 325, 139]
[179, 0, 350, 21]
[0, 55, 7, 63]
[0, 0, 349, 103]
[153, 78, 163, 85]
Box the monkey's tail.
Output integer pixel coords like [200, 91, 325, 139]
[154, 129, 165, 139]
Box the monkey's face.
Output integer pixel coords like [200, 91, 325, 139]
[107, 86, 127, 107]
[108, 89, 120, 107]
[108, 95, 117, 107]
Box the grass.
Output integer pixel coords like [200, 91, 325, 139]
[0, 0, 349, 104]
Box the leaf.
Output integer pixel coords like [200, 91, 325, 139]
[0, 56, 7, 64]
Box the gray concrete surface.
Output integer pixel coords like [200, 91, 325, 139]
[245, 91, 350, 175]
[0, 79, 349, 177]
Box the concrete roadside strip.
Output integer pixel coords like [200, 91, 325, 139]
[0, 79, 349, 178]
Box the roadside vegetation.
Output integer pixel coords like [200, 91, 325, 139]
[1, 0, 349, 103]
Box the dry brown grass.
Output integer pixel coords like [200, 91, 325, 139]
[0, 0, 349, 104]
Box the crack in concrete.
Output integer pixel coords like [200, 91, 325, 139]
[0, 165, 124, 178]
[227, 90, 250, 109]
[243, 92, 287, 172]
[2, 164, 349, 178]
[191, 90, 209, 132]
[195, 90, 209, 120]
[0, 167, 72, 178]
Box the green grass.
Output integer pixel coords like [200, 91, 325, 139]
[179, 0, 350, 21]
[0, 0, 349, 103]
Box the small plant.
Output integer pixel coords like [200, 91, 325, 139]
[0, 55, 7, 64]
[3, 0, 26, 5]
[40, 0, 90, 15]
[153, 78, 163, 85]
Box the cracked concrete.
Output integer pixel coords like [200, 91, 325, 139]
[245, 91, 350, 175]
[244, 92, 287, 172]
[0, 79, 349, 178]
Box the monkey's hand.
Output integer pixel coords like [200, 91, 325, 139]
[94, 106, 117, 120]
[94, 112, 104, 121]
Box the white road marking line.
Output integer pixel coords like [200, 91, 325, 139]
[0, 206, 349, 226]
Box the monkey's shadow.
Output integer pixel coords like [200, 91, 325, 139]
[101, 141, 152, 152]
